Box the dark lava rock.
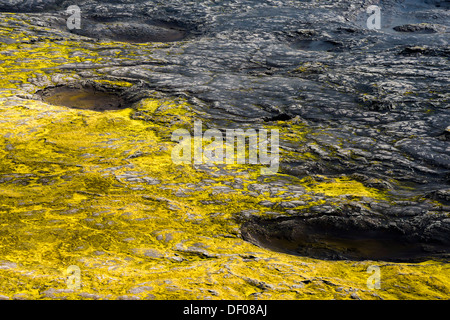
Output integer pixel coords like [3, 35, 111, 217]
[0, 0, 61, 12]
[393, 23, 446, 33]
[426, 189, 450, 203]
[437, 126, 450, 141]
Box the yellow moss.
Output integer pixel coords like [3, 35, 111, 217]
[0, 25, 102, 90]
[304, 176, 387, 199]
[92, 80, 134, 88]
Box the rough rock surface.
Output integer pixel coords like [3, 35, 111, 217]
[0, 0, 449, 299]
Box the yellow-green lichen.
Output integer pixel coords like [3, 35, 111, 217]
[303, 176, 387, 200]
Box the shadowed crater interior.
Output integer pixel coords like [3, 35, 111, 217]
[68, 16, 188, 43]
[35, 83, 132, 111]
[292, 40, 341, 52]
[241, 216, 450, 262]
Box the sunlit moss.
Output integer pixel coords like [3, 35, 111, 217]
[92, 80, 134, 88]
[304, 176, 387, 199]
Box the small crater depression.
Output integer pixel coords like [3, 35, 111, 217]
[35, 83, 132, 111]
[241, 217, 450, 262]
[68, 16, 188, 43]
[292, 40, 341, 52]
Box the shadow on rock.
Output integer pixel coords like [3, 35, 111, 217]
[241, 214, 450, 262]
